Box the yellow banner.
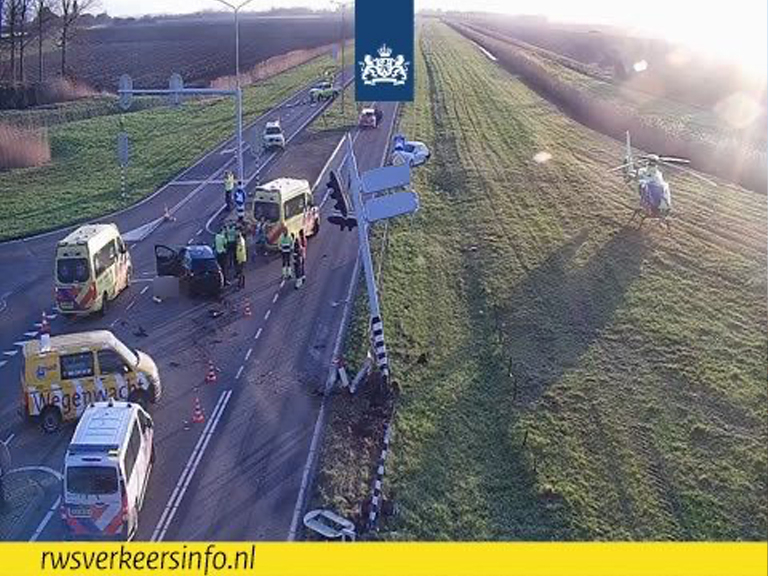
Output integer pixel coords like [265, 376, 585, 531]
[0, 543, 765, 576]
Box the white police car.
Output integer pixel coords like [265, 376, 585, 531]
[391, 134, 430, 167]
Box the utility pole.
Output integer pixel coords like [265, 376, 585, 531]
[327, 133, 419, 388]
[213, 0, 255, 187]
[345, 134, 389, 383]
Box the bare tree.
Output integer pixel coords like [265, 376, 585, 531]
[57, 0, 96, 77]
[17, 0, 31, 82]
[35, 0, 53, 82]
[7, 0, 18, 82]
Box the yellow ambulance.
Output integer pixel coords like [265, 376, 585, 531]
[20, 331, 161, 433]
[54, 224, 132, 316]
[226, 178, 319, 249]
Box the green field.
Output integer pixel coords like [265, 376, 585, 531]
[314, 20, 767, 540]
[0, 53, 340, 241]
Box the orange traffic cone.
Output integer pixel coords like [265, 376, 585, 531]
[244, 301, 252, 317]
[205, 360, 217, 384]
[40, 311, 50, 335]
[191, 396, 205, 423]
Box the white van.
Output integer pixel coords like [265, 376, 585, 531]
[61, 400, 154, 540]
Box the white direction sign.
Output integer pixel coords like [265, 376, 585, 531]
[364, 191, 419, 223]
[361, 164, 410, 194]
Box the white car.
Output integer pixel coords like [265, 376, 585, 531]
[263, 120, 285, 149]
[391, 135, 430, 167]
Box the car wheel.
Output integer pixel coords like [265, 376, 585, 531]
[40, 406, 62, 434]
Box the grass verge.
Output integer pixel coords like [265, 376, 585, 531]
[0, 52, 339, 241]
[312, 20, 767, 540]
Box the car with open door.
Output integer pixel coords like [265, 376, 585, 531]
[154, 244, 224, 297]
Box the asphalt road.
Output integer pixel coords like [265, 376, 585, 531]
[0, 69, 398, 541]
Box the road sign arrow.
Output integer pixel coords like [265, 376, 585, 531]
[364, 190, 419, 223]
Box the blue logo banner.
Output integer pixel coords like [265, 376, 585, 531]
[355, 0, 414, 102]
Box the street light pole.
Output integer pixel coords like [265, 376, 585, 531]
[214, 0, 255, 186]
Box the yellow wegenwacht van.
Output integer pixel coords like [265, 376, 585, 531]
[228, 178, 319, 248]
[54, 223, 132, 316]
[20, 331, 161, 433]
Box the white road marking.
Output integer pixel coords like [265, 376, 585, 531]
[254, 328, 262, 340]
[264, 309, 271, 321]
[288, 254, 362, 540]
[29, 497, 60, 542]
[46, 313, 57, 320]
[14, 341, 28, 347]
[187, 238, 194, 245]
[195, 228, 203, 236]
[0, 360, 7, 369]
[235, 365, 244, 380]
[3, 350, 18, 357]
[245, 347, 253, 361]
[109, 319, 119, 328]
[3, 433, 15, 444]
[24, 331, 38, 337]
[280, 279, 285, 289]
[272, 293, 279, 304]
[152, 389, 232, 541]
[288, 102, 396, 540]
[141, 286, 150, 295]
[126, 300, 136, 311]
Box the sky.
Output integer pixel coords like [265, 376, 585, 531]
[101, 0, 767, 75]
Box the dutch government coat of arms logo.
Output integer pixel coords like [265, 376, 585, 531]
[359, 44, 410, 86]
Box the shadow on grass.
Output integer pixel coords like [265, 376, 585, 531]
[401, 228, 650, 539]
[500, 226, 650, 405]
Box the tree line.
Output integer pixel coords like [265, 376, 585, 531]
[1, 0, 99, 84]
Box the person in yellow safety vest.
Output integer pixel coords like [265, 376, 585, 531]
[279, 229, 293, 279]
[224, 171, 235, 211]
[214, 229, 228, 280]
[225, 223, 238, 274]
[235, 232, 247, 290]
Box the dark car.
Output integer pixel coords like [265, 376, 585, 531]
[155, 244, 224, 296]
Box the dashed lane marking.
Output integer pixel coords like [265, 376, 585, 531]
[272, 293, 279, 304]
[195, 228, 203, 236]
[3, 350, 18, 357]
[254, 328, 262, 340]
[280, 279, 286, 289]
[245, 348, 252, 361]
[235, 365, 244, 380]
[264, 309, 271, 321]
[126, 300, 136, 311]
[141, 286, 150, 295]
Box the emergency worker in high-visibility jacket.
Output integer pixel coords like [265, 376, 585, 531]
[279, 229, 293, 279]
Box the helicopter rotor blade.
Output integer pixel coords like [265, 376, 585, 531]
[658, 156, 691, 164]
[662, 162, 719, 187]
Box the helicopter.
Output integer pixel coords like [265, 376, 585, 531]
[609, 131, 717, 230]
